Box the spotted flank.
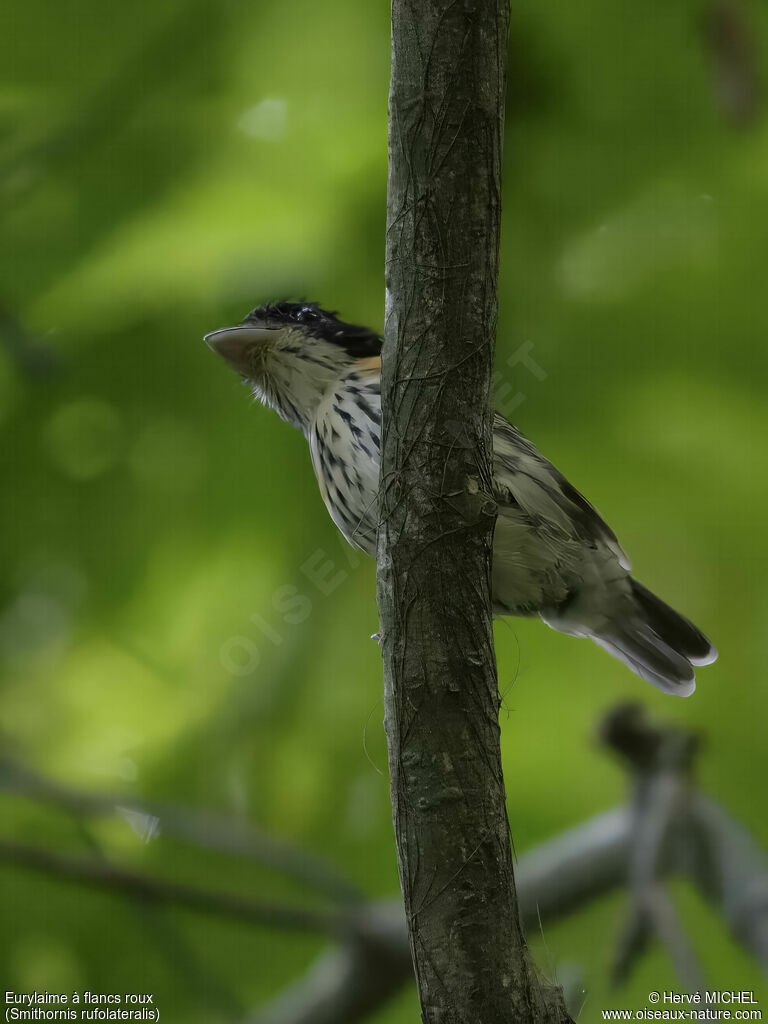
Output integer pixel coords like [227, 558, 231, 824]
[311, 363, 381, 556]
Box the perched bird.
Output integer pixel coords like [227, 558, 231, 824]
[205, 301, 717, 696]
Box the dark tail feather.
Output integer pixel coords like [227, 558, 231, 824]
[590, 579, 717, 697]
[629, 579, 717, 667]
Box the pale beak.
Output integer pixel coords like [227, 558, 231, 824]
[204, 326, 277, 375]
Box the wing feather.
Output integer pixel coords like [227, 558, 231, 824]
[492, 415, 631, 570]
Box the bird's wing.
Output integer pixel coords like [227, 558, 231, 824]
[490, 415, 716, 696]
[492, 414, 631, 571]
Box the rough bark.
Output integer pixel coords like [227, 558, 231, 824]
[377, 1, 570, 1021]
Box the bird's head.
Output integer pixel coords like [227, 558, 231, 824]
[205, 301, 381, 433]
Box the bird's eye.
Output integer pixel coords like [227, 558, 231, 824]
[298, 307, 319, 323]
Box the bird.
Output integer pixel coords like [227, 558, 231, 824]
[205, 301, 717, 696]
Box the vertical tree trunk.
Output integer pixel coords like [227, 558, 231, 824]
[377, 2, 572, 1021]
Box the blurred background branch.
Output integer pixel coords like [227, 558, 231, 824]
[1, 706, 766, 1022]
[0, 757, 362, 905]
[0, 306, 60, 379]
[703, 0, 761, 127]
[0, 838, 347, 937]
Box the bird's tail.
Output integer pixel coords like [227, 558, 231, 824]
[589, 579, 717, 697]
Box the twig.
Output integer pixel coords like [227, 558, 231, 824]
[73, 817, 245, 1017]
[0, 757, 362, 905]
[702, 0, 760, 127]
[0, 307, 59, 378]
[0, 839, 346, 938]
[603, 706, 707, 991]
[687, 796, 768, 971]
[245, 903, 413, 1024]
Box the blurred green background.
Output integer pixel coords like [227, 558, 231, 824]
[1, 0, 766, 1019]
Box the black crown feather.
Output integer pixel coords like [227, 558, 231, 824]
[244, 301, 382, 358]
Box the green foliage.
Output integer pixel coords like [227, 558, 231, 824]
[1, 0, 766, 1019]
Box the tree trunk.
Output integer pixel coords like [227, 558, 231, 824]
[377, 1, 572, 1021]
